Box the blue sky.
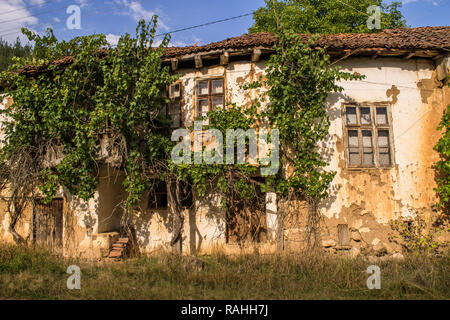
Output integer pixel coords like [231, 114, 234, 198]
[0, 0, 448, 46]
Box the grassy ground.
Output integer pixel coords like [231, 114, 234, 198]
[0, 244, 448, 299]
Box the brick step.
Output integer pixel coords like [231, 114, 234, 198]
[106, 237, 130, 260]
[108, 251, 123, 258]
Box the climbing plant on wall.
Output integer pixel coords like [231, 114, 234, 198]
[0, 15, 363, 252]
[260, 30, 363, 249]
[434, 104, 450, 212]
[0, 18, 177, 243]
[171, 102, 270, 243]
[171, 29, 363, 249]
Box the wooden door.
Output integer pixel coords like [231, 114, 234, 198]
[34, 198, 63, 253]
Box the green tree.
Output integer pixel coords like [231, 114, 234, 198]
[0, 37, 32, 72]
[249, 0, 406, 34]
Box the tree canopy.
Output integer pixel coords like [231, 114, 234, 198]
[0, 37, 32, 72]
[249, 0, 407, 34]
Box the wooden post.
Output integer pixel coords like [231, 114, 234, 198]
[168, 178, 184, 254]
[194, 55, 203, 69]
[276, 198, 284, 252]
[220, 51, 229, 65]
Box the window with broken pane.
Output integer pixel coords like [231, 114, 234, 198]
[344, 105, 393, 168]
[377, 130, 391, 166]
[197, 78, 225, 124]
[168, 101, 182, 128]
[346, 106, 357, 125]
[348, 130, 359, 166]
[212, 96, 224, 110]
[170, 83, 181, 98]
[165, 82, 183, 128]
[360, 107, 371, 124]
[362, 130, 374, 166]
[376, 107, 388, 125]
[199, 99, 209, 125]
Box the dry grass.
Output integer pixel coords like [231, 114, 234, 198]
[0, 243, 448, 299]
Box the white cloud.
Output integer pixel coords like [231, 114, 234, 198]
[168, 36, 202, 47]
[402, 0, 444, 6]
[29, 0, 45, 5]
[75, 0, 90, 8]
[115, 0, 169, 31]
[0, 0, 40, 43]
[106, 33, 120, 46]
[170, 40, 188, 47]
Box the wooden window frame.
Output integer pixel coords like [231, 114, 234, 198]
[343, 104, 394, 169]
[164, 81, 183, 129]
[196, 77, 225, 122]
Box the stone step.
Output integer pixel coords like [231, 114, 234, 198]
[118, 238, 129, 244]
[113, 243, 126, 248]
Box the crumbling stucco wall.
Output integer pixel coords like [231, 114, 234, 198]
[319, 57, 449, 255]
[0, 55, 447, 258]
[169, 56, 448, 255]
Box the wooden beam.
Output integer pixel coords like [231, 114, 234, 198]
[194, 55, 202, 69]
[171, 59, 178, 71]
[405, 52, 415, 59]
[220, 51, 229, 65]
[251, 49, 262, 62]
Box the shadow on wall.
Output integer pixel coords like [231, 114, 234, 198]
[318, 92, 353, 212]
[65, 191, 97, 236]
[97, 165, 126, 234]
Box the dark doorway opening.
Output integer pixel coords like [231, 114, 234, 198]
[226, 178, 267, 244]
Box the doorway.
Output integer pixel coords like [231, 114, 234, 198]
[33, 198, 63, 253]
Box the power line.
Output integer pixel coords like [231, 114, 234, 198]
[334, 0, 370, 17]
[0, 0, 53, 17]
[155, 12, 254, 37]
[0, 0, 162, 39]
[0, 0, 95, 26]
[0, 0, 104, 39]
[0, 4, 121, 40]
[0, 9, 256, 42]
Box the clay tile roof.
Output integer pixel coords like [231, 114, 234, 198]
[2, 26, 449, 85]
[164, 26, 450, 58]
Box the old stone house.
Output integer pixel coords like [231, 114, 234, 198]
[0, 26, 449, 259]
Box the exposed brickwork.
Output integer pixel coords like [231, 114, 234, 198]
[107, 237, 129, 261]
